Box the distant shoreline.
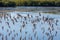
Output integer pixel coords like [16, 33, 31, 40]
[0, 7, 60, 14]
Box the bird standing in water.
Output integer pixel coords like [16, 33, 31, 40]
[2, 26, 4, 30]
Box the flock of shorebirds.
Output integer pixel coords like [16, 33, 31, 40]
[0, 12, 60, 40]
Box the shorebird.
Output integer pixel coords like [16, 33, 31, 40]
[45, 32, 50, 36]
[55, 31, 57, 36]
[31, 36, 32, 40]
[36, 36, 38, 40]
[17, 14, 22, 18]
[5, 35, 7, 40]
[31, 15, 33, 18]
[39, 12, 41, 16]
[0, 20, 2, 23]
[16, 33, 18, 36]
[48, 35, 53, 40]
[24, 36, 26, 40]
[0, 33, 2, 36]
[20, 28, 22, 33]
[34, 31, 37, 38]
[14, 34, 16, 37]
[6, 22, 10, 28]
[20, 36, 22, 40]
[13, 29, 15, 32]
[12, 37, 15, 40]
[41, 27, 45, 34]
[8, 32, 11, 36]
[2, 26, 4, 30]
[13, 17, 18, 22]
[7, 29, 9, 32]
[2, 35, 4, 40]
[33, 23, 36, 29]
[6, 22, 9, 26]
[55, 19, 58, 26]
[24, 17, 27, 20]
[27, 14, 30, 19]
[22, 21, 25, 28]
[25, 32, 27, 34]
[11, 19, 15, 25]
[51, 24, 54, 31]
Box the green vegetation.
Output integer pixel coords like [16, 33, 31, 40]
[0, 0, 60, 7]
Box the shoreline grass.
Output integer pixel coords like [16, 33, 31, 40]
[0, 0, 60, 7]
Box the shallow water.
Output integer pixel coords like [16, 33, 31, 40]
[0, 11, 60, 40]
[0, 7, 60, 13]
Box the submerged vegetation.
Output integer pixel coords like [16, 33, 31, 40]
[0, 0, 60, 7]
